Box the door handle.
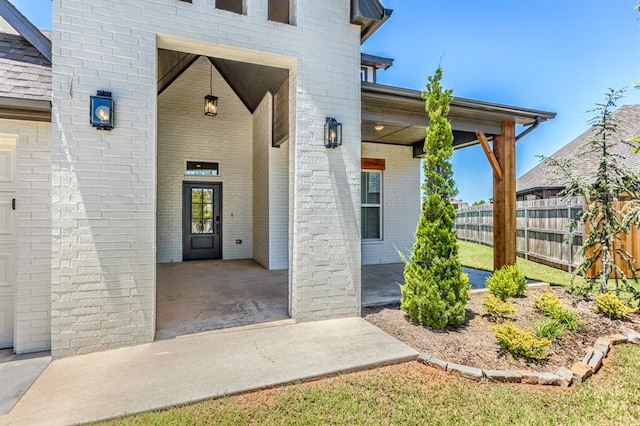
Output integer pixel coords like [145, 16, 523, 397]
[12, 199, 15, 210]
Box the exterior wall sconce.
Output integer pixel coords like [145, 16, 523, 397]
[324, 117, 342, 148]
[90, 90, 114, 130]
[204, 63, 219, 116]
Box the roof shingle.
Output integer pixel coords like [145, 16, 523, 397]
[0, 30, 51, 102]
[516, 104, 640, 194]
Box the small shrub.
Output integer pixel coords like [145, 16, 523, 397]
[594, 293, 638, 319]
[533, 291, 563, 313]
[533, 318, 564, 340]
[534, 291, 581, 331]
[486, 265, 527, 301]
[481, 295, 516, 320]
[492, 322, 551, 360]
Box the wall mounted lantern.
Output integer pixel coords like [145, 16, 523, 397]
[90, 90, 114, 130]
[204, 63, 219, 116]
[324, 117, 342, 148]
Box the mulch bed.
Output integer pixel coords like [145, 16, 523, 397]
[363, 286, 640, 371]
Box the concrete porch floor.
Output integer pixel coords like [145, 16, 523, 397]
[156, 260, 494, 339]
[156, 259, 289, 340]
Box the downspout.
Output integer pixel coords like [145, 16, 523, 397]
[515, 116, 542, 141]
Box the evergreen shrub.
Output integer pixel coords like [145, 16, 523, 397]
[493, 322, 552, 360]
[594, 293, 637, 319]
[481, 294, 516, 320]
[486, 265, 527, 301]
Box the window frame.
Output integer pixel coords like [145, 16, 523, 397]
[268, 0, 290, 24]
[215, 0, 243, 14]
[361, 170, 383, 241]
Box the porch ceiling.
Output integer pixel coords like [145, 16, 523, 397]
[157, 48, 288, 113]
[361, 82, 556, 154]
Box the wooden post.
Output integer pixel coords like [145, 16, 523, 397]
[493, 121, 517, 270]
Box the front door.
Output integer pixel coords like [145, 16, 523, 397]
[183, 183, 222, 261]
[0, 135, 16, 349]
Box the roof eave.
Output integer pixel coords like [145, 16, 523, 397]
[351, 0, 393, 44]
[361, 82, 556, 126]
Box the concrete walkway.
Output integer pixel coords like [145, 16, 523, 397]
[0, 318, 417, 426]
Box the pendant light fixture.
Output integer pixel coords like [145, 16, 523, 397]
[204, 62, 218, 117]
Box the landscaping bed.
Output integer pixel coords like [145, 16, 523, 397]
[363, 286, 640, 371]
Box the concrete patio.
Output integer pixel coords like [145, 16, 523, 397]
[157, 260, 494, 339]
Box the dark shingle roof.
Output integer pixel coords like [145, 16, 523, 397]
[516, 104, 640, 194]
[0, 30, 51, 102]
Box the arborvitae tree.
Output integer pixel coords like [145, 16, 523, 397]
[399, 67, 470, 329]
[542, 89, 640, 300]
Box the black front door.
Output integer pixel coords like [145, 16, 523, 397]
[183, 182, 222, 261]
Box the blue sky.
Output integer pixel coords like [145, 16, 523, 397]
[10, 1, 640, 203]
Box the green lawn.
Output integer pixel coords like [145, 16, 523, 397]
[98, 344, 640, 425]
[458, 240, 575, 286]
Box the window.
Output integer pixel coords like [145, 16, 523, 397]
[186, 161, 219, 176]
[361, 171, 382, 240]
[216, 0, 243, 14]
[268, 0, 290, 24]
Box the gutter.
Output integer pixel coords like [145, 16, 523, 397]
[0, 96, 51, 122]
[516, 116, 542, 141]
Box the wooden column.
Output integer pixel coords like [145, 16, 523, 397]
[492, 121, 517, 270]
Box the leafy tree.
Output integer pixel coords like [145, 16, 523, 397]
[399, 67, 470, 329]
[472, 200, 486, 206]
[541, 88, 640, 300]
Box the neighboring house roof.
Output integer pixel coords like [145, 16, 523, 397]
[516, 104, 640, 195]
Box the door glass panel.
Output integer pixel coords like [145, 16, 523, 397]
[203, 189, 213, 204]
[192, 203, 203, 219]
[192, 188, 202, 203]
[192, 218, 203, 234]
[191, 187, 214, 235]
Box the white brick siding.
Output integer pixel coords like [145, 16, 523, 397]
[0, 119, 51, 354]
[252, 93, 270, 268]
[157, 57, 253, 263]
[361, 143, 420, 265]
[53, 0, 362, 356]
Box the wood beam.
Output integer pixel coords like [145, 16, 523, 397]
[476, 132, 502, 181]
[492, 121, 517, 270]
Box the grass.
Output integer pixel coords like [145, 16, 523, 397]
[458, 240, 575, 286]
[97, 344, 640, 425]
[458, 241, 640, 306]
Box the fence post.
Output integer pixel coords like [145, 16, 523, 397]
[524, 204, 529, 260]
[567, 204, 573, 274]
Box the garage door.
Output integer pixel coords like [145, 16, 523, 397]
[0, 135, 16, 349]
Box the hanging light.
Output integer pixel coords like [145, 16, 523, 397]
[204, 62, 218, 116]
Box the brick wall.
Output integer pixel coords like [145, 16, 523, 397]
[157, 57, 253, 263]
[0, 120, 52, 354]
[53, 0, 361, 356]
[361, 143, 420, 265]
[253, 93, 270, 268]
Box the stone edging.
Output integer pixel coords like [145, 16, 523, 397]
[418, 327, 640, 387]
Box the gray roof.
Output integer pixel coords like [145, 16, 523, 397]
[0, 29, 51, 102]
[517, 104, 640, 194]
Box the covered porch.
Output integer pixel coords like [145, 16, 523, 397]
[156, 261, 494, 339]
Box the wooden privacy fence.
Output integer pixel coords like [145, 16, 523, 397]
[454, 197, 586, 272]
[585, 195, 640, 279]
